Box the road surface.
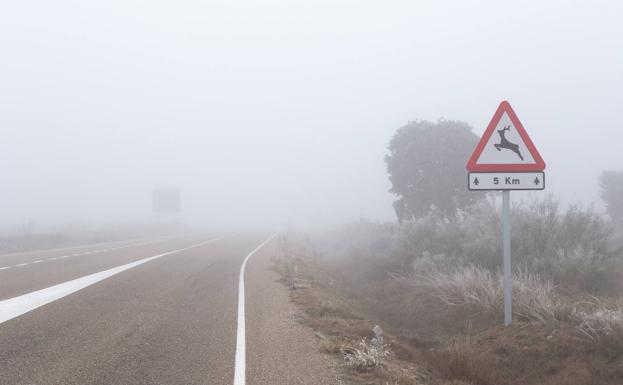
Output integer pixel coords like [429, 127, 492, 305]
[0, 233, 337, 385]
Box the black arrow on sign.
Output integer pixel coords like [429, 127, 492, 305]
[534, 177, 540, 185]
[473, 177, 480, 186]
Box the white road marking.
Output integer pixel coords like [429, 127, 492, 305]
[0, 267, 10, 270]
[0, 235, 162, 258]
[0, 237, 226, 325]
[32, 260, 43, 264]
[233, 234, 277, 385]
[0, 236, 193, 273]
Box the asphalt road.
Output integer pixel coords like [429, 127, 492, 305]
[0, 233, 337, 385]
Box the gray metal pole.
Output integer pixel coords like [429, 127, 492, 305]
[502, 190, 512, 326]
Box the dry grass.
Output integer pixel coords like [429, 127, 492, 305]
[342, 337, 391, 372]
[427, 332, 502, 385]
[408, 265, 623, 330]
[291, 284, 426, 385]
[512, 269, 572, 323]
[274, 235, 426, 384]
[576, 308, 623, 339]
[406, 265, 574, 324]
[277, 230, 623, 385]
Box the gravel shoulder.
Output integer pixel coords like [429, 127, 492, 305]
[245, 241, 342, 385]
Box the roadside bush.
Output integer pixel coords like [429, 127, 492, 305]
[404, 264, 623, 343]
[431, 330, 502, 385]
[575, 298, 623, 332]
[287, 197, 623, 385]
[391, 208, 468, 272]
[409, 265, 572, 324]
[322, 196, 622, 295]
[342, 332, 391, 372]
[326, 219, 398, 281]
[390, 197, 621, 294]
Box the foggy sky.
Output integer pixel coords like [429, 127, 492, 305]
[1, 1, 622, 229]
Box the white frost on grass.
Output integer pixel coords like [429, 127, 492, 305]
[576, 306, 623, 341]
[342, 326, 391, 371]
[409, 265, 623, 334]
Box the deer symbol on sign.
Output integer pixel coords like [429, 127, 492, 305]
[494, 125, 524, 161]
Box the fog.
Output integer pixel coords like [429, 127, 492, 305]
[1, 1, 622, 230]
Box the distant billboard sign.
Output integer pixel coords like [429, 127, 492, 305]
[152, 188, 181, 213]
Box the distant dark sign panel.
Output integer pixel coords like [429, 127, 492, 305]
[153, 188, 181, 213]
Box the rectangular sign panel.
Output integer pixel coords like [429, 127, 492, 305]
[468, 172, 545, 191]
[153, 188, 181, 213]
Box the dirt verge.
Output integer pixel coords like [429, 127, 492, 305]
[274, 234, 623, 385]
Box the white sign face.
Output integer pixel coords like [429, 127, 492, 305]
[468, 172, 545, 191]
[474, 112, 535, 165]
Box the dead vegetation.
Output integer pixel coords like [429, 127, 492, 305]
[274, 197, 623, 385]
[274, 232, 428, 385]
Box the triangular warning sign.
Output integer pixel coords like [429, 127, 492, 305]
[466, 101, 546, 172]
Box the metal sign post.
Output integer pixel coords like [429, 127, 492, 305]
[466, 101, 546, 326]
[502, 190, 512, 326]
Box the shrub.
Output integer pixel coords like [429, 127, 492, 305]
[430, 326, 503, 385]
[342, 337, 391, 372]
[410, 265, 572, 323]
[512, 269, 573, 323]
[415, 265, 500, 312]
[575, 298, 623, 339]
[399, 197, 620, 294]
[321, 196, 622, 294]
[408, 264, 623, 344]
[325, 219, 398, 281]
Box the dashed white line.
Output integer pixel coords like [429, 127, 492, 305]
[0, 237, 227, 325]
[233, 234, 277, 385]
[0, 236, 162, 258]
[0, 236, 194, 273]
[0, 266, 10, 270]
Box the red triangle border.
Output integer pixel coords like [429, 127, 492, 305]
[466, 101, 546, 172]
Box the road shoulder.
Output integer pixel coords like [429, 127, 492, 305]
[245, 241, 341, 385]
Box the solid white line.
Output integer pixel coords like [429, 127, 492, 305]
[233, 234, 277, 385]
[0, 237, 226, 325]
